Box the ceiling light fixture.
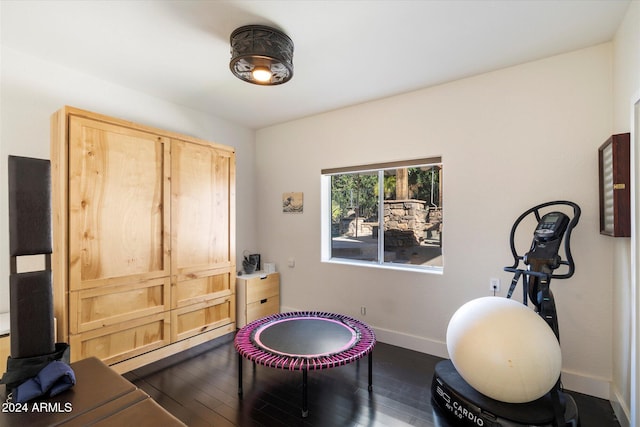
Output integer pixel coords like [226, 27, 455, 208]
[229, 25, 294, 86]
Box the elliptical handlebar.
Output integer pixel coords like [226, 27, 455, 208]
[505, 200, 581, 280]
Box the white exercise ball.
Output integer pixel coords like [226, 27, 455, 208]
[446, 296, 562, 403]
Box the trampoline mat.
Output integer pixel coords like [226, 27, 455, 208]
[253, 317, 357, 358]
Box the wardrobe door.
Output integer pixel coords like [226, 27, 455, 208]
[67, 117, 171, 290]
[170, 140, 236, 340]
[66, 116, 172, 362]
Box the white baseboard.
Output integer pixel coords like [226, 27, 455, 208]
[374, 326, 614, 400]
[610, 384, 631, 427]
[560, 369, 610, 400]
[280, 306, 613, 400]
[372, 325, 449, 359]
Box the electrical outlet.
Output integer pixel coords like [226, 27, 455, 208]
[361, 306, 366, 315]
[490, 278, 501, 292]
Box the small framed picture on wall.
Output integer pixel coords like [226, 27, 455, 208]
[283, 192, 303, 213]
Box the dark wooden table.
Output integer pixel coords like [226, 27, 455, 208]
[0, 356, 184, 426]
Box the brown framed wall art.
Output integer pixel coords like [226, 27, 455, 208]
[598, 133, 630, 237]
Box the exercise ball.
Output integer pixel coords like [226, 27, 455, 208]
[446, 296, 561, 403]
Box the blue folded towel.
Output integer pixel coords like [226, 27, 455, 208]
[13, 360, 76, 403]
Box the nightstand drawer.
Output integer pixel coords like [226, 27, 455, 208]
[247, 296, 279, 324]
[237, 271, 280, 327]
[246, 273, 279, 304]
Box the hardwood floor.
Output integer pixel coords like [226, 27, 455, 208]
[124, 333, 621, 427]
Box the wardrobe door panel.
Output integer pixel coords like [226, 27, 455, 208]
[171, 140, 236, 336]
[68, 117, 171, 290]
[171, 140, 233, 274]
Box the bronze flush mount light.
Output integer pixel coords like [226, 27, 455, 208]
[229, 25, 294, 85]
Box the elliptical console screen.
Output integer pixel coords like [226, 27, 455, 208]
[534, 212, 569, 241]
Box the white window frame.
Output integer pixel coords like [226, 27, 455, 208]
[321, 157, 443, 274]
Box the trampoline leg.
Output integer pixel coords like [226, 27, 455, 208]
[368, 351, 373, 392]
[238, 353, 243, 397]
[302, 368, 309, 418]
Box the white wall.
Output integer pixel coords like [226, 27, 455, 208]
[256, 44, 614, 398]
[0, 46, 258, 313]
[611, 2, 640, 426]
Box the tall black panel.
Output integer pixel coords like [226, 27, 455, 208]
[7, 155, 55, 358]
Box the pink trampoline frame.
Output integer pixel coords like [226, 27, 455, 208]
[234, 311, 376, 417]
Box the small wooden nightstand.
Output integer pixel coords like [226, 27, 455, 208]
[236, 272, 280, 327]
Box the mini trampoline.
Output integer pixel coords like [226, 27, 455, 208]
[234, 311, 376, 417]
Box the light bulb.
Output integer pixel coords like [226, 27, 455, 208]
[252, 67, 272, 83]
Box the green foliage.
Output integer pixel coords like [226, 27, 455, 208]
[331, 173, 378, 222]
[383, 173, 396, 199]
[408, 166, 440, 204]
[330, 165, 441, 229]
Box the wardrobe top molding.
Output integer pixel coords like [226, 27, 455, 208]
[53, 105, 235, 154]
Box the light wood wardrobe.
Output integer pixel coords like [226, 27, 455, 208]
[51, 106, 236, 373]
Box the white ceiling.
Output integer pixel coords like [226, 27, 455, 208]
[1, 0, 631, 129]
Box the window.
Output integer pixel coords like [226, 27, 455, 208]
[321, 157, 443, 273]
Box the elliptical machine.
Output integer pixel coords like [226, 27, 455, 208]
[431, 201, 581, 427]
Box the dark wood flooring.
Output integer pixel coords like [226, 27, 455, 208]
[124, 333, 621, 427]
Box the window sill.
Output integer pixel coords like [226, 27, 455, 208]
[322, 257, 443, 275]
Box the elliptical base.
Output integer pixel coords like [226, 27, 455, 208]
[431, 360, 579, 427]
